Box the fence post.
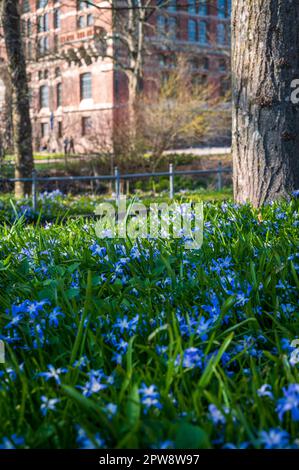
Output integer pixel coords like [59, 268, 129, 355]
[32, 170, 37, 212]
[217, 161, 223, 191]
[114, 166, 120, 203]
[169, 163, 174, 199]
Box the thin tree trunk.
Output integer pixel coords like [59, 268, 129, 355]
[232, 0, 299, 206]
[1, 0, 33, 197]
[127, 70, 142, 135]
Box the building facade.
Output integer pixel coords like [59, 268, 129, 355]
[0, 0, 231, 154]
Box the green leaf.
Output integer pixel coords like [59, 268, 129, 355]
[175, 422, 210, 449]
[198, 332, 234, 389]
[126, 384, 140, 428]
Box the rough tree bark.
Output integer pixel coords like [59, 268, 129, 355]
[1, 0, 33, 197]
[232, 0, 299, 206]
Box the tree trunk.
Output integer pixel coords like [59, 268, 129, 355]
[127, 71, 139, 130]
[232, 0, 299, 206]
[1, 0, 34, 197]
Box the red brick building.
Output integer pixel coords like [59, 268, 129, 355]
[0, 0, 231, 153]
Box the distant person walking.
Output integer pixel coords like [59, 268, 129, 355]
[63, 136, 69, 156]
[69, 136, 75, 154]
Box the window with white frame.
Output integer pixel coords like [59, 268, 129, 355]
[56, 83, 62, 108]
[54, 8, 61, 29]
[39, 85, 49, 108]
[80, 73, 92, 100]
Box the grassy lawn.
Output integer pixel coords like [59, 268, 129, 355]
[5, 153, 74, 161]
[0, 191, 298, 449]
[0, 190, 233, 221]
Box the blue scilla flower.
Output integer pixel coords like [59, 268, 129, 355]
[78, 376, 107, 397]
[0, 330, 21, 345]
[90, 243, 107, 258]
[48, 307, 65, 328]
[38, 365, 68, 385]
[210, 256, 233, 274]
[276, 384, 299, 422]
[223, 442, 249, 449]
[177, 347, 203, 369]
[76, 426, 105, 449]
[113, 315, 130, 333]
[257, 384, 274, 399]
[154, 440, 174, 449]
[202, 293, 221, 322]
[280, 303, 296, 318]
[259, 428, 290, 449]
[105, 403, 117, 418]
[40, 396, 60, 416]
[73, 355, 89, 370]
[114, 338, 128, 352]
[139, 383, 162, 411]
[281, 338, 294, 352]
[39, 189, 63, 201]
[0, 434, 25, 449]
[208, 404, 227, 425]
[4, 367, 19, 382]
[4, 313, 23, 329]
[130, 245, 142, 260]
[34, 260, 49, 277]
[26, 299, 49, 320]
[112, 351, 123, 365]
[114, 243, 126, 256]
[196, 317, 213, 341]
[31, 323, 46, 349]
[71, 271, 80, 289]
[235, 289, 251, 307]
[5, 302, 25, 319]
[113, 314, 139, 334]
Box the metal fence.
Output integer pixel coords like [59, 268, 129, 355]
[0, 162, 232, 211]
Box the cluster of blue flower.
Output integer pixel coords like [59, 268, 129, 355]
[0, 195, 298, 449]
